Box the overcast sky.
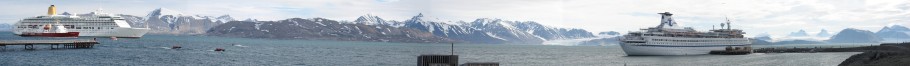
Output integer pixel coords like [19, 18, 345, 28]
[1, 0, 909, 37]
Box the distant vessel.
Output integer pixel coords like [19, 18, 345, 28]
[619, 12, 751, 56]
[13, 5, 149, 38]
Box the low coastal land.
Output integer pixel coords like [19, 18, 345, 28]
[754, 42, 910, 66]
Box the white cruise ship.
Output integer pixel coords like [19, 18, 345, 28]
[619, 12, 751, 56]
[12, 5, 149, 38]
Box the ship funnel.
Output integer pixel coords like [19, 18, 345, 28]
[48, 5, 56, 16]
[657, 12, 677, 28]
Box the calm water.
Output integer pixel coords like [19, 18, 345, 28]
[0, 32, 861, 66]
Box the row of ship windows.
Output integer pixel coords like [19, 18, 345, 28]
[22, 20, 113, 22]
[21, 21, 114, 22]
[643, 34, 738, 38]
[27, 18, 114, 20]
[651, 39, 745, 42]
[16, 25, 115, 29]
[649, 43, 729, 45]
[17, 23, 117, 26]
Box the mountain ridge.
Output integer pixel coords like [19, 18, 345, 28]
[205, 13, 595, 44]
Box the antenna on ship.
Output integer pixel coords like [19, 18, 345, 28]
[721, 2, 733, 30]
[96, 7, 104, 14]
[725, 17, 731, 30]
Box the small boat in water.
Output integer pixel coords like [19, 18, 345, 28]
[171, 45, 182, 49]
[214, 48, 225, 51]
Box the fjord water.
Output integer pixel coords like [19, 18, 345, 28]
[0, 32, 860, 66]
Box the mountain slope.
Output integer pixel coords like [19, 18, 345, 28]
[876, 25, 910, 39]
[207, 18, 459, 43]
[817, 29, 832, 37]
[140, 8, 235, 34]
[354, 14, 403, 27]
[829, 28, 882, 43]
[400, 13, 595, 44]
[206, 13, 595, 44]
[788, 29, 810, 37]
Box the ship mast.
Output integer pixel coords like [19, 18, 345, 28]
[725, 17, 731, 30]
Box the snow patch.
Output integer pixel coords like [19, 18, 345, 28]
[254, 22, 262, 30]
[228, 27, 236, 32]
[315, 22, 327, 26]
[532, 35, 547, 40]
[486, 32, 508, 41]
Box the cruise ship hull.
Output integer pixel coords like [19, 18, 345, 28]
[620, 43, 747, 56]
[617, 12, 752, 56]
[13, 5, 151, 38]
[19, 32, 80, 37]
[84, 28, 150, 38]
[14, 28, 150, 38]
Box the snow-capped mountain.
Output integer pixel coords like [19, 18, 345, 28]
[876, 25, 910, 39]
[354, 14, 386, 25]
[466, 18, 548, 44]
[401, 13, 595, 44]
[598, 31, 620, 36]
[139, 8, 235, 34]
[776, 29, 830, 42]
[213, 15, 235, 23]
[60, 12, 73, 15]
[207, 13, 595, 44]
[206, 18, 458, 43]
[816, 29, 833, 37]
[775, 40, 825, 44]
[788, 29, 810, 37]
[354, 14, 403, 27]
[242, 18, 258, 22]
[828, 28, 882, 43]
[403, 14, 510, 44]
[119, 15, 145, 27]
[510, 20, 596, 40]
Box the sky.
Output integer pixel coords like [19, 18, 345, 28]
[1, 0, 909, 37]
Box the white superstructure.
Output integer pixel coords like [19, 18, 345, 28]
[12, 5, 149, 38]
[619, 12, 751, 56]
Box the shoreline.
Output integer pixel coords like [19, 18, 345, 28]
[754, 42, 910, 66]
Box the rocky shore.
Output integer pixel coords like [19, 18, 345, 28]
[754, 42, 910, 66]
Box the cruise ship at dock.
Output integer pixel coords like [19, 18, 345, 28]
[12, 5, 149, 38]
[619, 12, 751, 56]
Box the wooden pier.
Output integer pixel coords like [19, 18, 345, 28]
[0, 39, 99, 50]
